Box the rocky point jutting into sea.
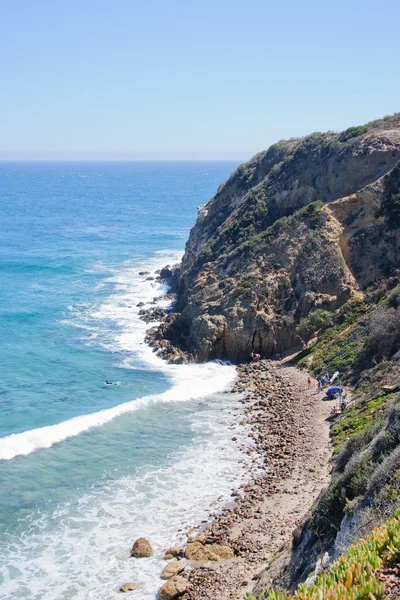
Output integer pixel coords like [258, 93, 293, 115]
[149, 114, 400, 364]
[140, 114, 400, 600]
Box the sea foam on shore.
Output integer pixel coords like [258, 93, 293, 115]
[0, 252, 254, 600]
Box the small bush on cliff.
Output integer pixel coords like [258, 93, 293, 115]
[364, 306, 400, 361]
[382, 162, 400, 228]
[339, 125, 369, 142]
[384, 192, 400, 228]
[296, 309, 333, 341]
[331, 392, 387, 454]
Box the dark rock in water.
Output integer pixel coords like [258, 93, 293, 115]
[120, 582, 139, 592]
[159, 265, 173, 279]
[138, 271, 150, 276]
[139, 307, 168, 323]
[159, 264, 181, 292]
[146, 276, 155, 281]
[136, 302, 145, 307]
[130, 537, 153, 558]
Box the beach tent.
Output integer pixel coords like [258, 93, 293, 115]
[325, 386, 343, 399]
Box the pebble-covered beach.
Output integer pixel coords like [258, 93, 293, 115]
[155, 359, 335, 600]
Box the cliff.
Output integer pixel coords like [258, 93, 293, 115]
[155, 114, 400, 363]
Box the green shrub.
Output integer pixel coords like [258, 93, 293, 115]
[265, 513, 400, 599]
[331, 392, 387, 452]
[365, 307, 400, 360]
[339, 125, 369, 142]
[384, 193, 400, 228]
[297, 309, 333, 340]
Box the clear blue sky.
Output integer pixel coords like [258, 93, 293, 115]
[1, 0, 399, 159]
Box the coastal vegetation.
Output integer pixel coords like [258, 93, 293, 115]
[263, 512, 400, 599]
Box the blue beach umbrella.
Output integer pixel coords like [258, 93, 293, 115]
[325, 386, 343, 399]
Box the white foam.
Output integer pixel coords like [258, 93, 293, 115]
[0, 392, 251, 600]
[0, 251, 236, 461]
[0, 363, 235, 461]
[0, 250, 258, 599]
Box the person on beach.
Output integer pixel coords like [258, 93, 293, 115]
[321, 376, 325, 388]
[317, 378, 321, 391]
[307, 376, 312, 388]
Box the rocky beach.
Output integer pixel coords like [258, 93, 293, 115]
[151, 358, 335, 600]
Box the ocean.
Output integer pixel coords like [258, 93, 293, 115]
[0, 161, 252, 599]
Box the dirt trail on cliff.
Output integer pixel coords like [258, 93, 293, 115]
[183, 361, 336, 600]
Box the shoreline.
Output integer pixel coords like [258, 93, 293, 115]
[157, 359, 336, 600]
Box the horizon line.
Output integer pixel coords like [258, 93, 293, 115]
[0, 151, 255, 162]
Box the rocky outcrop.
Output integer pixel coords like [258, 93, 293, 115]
[130, 537, 153, 558]
[153, 115, 400, 362]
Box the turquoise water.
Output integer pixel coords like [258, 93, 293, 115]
[0, 161, 252, 600]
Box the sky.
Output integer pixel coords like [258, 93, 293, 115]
[1, 0, 399, 160]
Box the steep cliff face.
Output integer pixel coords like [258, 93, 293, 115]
[159, 116, 400, 363]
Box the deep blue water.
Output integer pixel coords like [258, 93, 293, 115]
[0, 161, 251, 600]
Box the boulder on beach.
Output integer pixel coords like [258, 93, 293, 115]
[130, 537, 153, 558]
[184, 541, 235, 561]
[163, 547, 184, 559]
[184, 541, 219, 561]
[160, 559, 185, 580]
[158, 575, 188, 600]
[120, 582, 139, 592]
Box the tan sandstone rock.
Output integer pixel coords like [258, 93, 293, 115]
[184, 541, 219, 561]
[160, 559, 185, 580]
[120, 582, 139, 592]
[158, 575, 188, 600]
[163, 546, 183, 559]
[130, 537, 153, 558]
